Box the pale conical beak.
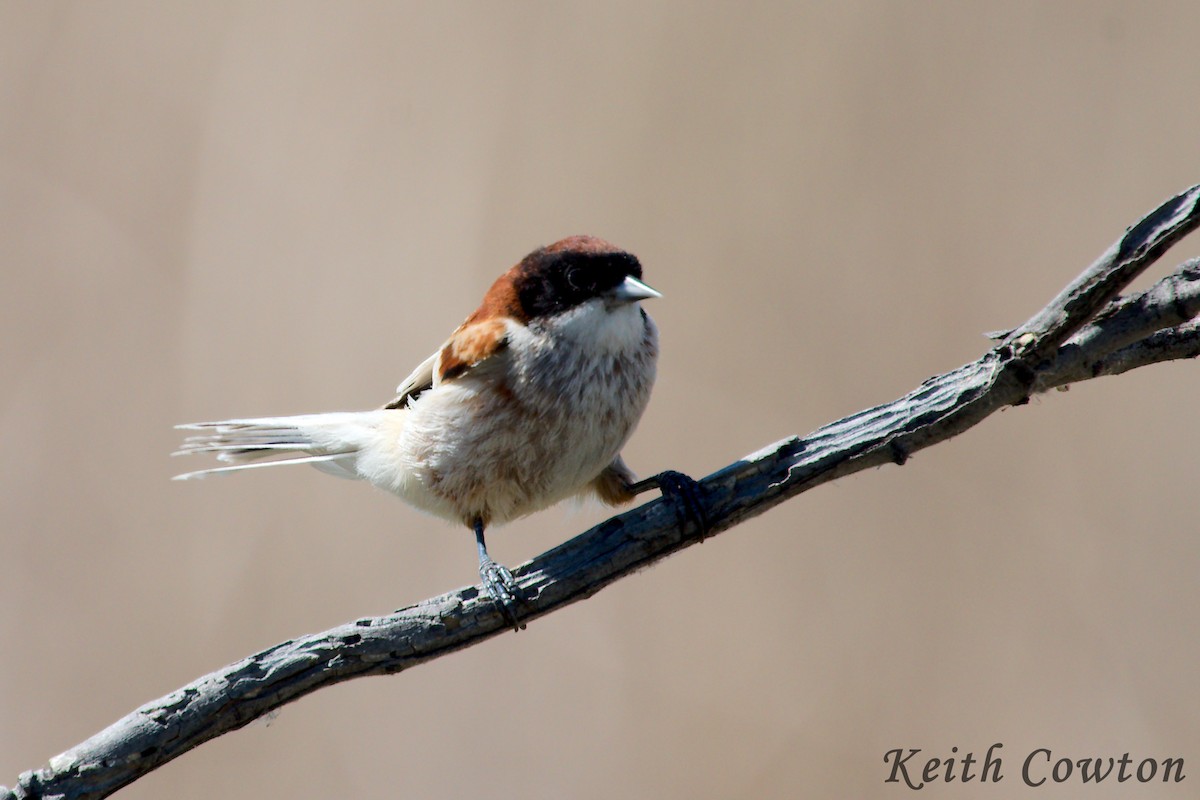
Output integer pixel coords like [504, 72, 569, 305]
[609, 275, 663, 303]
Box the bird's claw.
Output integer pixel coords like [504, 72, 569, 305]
[630, 469, 710, 541]
[479, 557, 525, 632]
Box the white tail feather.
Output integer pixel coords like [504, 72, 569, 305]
[173, 453, 352, 480]
[173, 411, 389, 481]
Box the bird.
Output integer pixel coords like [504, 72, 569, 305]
[174, 235, 676, 628]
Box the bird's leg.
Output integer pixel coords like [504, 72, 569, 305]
[627, 470, 710, 541]
[474, 517, 524, 631]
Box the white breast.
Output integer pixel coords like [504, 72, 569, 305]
[357, 301, 658, 528]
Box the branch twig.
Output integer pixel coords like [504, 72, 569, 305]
[6, 185, 1200, 800]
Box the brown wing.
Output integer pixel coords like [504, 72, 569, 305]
[437, 317, 509, 382]
[384, 256, 525, 409]
[383, 317, 509, 409]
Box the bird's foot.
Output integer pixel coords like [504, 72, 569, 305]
[479, 556, 525, 632]
[629, 470, 710, 541]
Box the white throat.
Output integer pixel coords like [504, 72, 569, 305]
[546, 299, 648, 355]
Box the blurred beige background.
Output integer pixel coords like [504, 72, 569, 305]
[3, 3, 1199, 798]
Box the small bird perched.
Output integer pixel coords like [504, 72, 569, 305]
[175, 236, 670, 627]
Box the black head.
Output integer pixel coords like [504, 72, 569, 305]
[513, 236, 645, 319]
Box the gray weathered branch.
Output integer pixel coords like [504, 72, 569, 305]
[6, 185, 1200, 800]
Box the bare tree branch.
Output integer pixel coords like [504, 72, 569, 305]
[1084, 317, 1200, 380]
[1034, 258, 1200, 390]
[6, 185, 1200, 800]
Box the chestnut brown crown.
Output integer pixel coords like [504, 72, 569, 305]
[511, 236, 644, 320]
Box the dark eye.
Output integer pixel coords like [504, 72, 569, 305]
[565, 265, 594, 293]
